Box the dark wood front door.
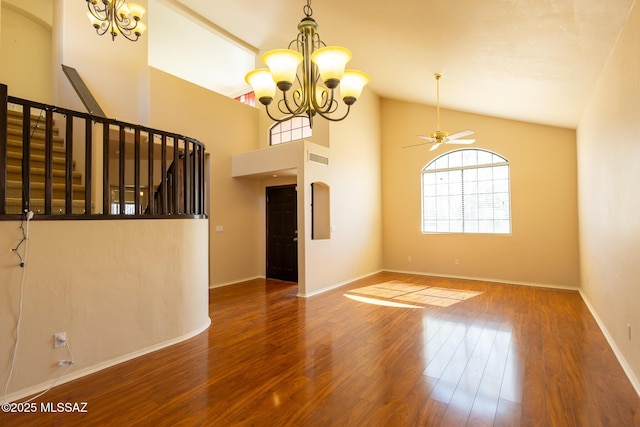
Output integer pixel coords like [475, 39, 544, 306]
[266, 185, 298, 282]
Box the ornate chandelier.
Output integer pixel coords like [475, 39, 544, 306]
[245, 0, 369, 127]
[86, 0, 146, 42]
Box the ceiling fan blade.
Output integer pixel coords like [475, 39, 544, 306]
[446, 139, 475, 145]
[429, 142, 442, 152]
[447, 129, 474, 140]
[417, 135, 436, 141]
[402, 141, 431, 148]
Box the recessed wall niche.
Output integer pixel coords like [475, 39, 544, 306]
[311, 182, 330, 239]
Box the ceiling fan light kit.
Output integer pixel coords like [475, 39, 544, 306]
[405, 73, 475, 152]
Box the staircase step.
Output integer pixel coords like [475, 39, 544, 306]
[6, 165, 83, 185]
[5, 197, 87, 215]
[6, 138, 68, 157]
[7, 151, 68, 171]
[7, 127, 65, 146]
[6, 180, 86, 200]
[7, 115, 60, 135]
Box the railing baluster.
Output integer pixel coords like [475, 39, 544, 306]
[147, 131, 154, 215]
[200, 146, 205, 215]
[134, 127, 141, 215]
[0, 84, 7, 215]
[65, 114, 74, 214]
[184, 139, 191, 214]
[193, 143, 199, 215]
[172, 137, 179, 214]
[22, 105, 31, 214]
[44, 108, 54, 215]
[102, 121, 110, 215]
[84, 118, 92, 214]
[161, 134, 167, 215]
[118, 125, 125, 215]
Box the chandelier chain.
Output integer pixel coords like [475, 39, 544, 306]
[303, 0, 313, 17]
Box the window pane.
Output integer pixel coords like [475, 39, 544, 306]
[448, 150, 463, 168]
[434, 156, 449, 170]
[462, 149, 477, 167]
[464, 220, 479, 233]
[494, 165, 509, 179]
[270, 117, 311, 145]
[421, 149, 511, 234]
[478, 150, 493, 165]
[494, 179, 509, 193]
[463, 194, 478, 219]
[494, 220, 511, 233]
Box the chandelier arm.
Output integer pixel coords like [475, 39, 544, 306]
[264, 104, 302, 124]
[87, 0, 143, 42]
[278, 90, 308, 117]
[313, 104, 352, 122]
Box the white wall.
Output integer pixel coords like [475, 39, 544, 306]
[0, 219, 210, 400]
[577, 1, 640, 391]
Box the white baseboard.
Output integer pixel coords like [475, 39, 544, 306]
[578, 290, 640, 397]
[209, 276, 264, 289]
[298, 270, 385, 298]
[4, 318, 212, 403]
[384, 269, 579, 291]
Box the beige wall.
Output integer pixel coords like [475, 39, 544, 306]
[0, 1, 52, 103]
[304, 90, 383, 295]
[0, 219, 210, 400]
[146, 67, 263, 286]
[51, 0, 149, 122]
[381, 98, 580, 288]
[231, 88, 384, 296]
[577, 1, 640, 390]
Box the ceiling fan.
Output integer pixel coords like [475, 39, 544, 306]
[404, 73, 475, 152]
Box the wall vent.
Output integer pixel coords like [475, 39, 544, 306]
[308, 152, 329, 166]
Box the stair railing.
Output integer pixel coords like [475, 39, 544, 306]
[0, 84, 207, 220]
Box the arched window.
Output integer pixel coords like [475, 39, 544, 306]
[270, 116, 312, 145]
[422, 149, 511, 234]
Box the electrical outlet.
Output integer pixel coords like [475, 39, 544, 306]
[54, 332, 67, 349]
[408, 255, 412, 262]
[454, 258, 460, 265]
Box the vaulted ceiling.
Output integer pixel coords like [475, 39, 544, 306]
[175, 0, 635, 129]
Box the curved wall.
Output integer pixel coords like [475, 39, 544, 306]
[0, 219, 210, 399]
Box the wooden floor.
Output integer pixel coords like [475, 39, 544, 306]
[2, 272, 639, 426]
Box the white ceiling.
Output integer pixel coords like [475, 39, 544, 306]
[174, 0, 636, 129]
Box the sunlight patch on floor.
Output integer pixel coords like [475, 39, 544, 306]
[345, 280, 482, 308]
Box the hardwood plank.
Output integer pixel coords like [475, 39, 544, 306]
[1, 273, 639, 426]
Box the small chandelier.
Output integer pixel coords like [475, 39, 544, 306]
[245, 0, 369, 127]
[86, 0, 146, 42]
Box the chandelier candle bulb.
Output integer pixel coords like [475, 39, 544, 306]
[263, 49, 304, 91]
[245, 69, 276, 105]
[340, 70, 370, 105]
[311, 46, 352, 89]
